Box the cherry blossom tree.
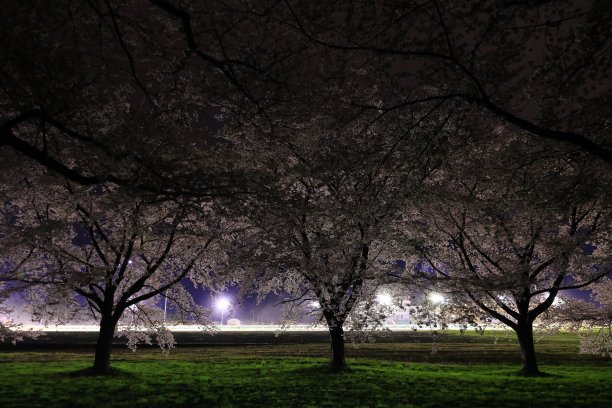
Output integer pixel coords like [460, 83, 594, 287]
[1, 0, 139, 183]
[1, 1, 250, 360]
[0, 282, 42, 344]
[273, 0, 612, 163]
[6, 177, 225, 373]
[409, 133, 611, 376]
[0, 167, 45, 343]
[5, 1, 610, 180]
[551, 278, 612, 358]
[0, 0, 235, 194]
[575, 279, 612, 358]
[221, 86, 453, 368]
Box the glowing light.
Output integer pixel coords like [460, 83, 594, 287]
[215, 297, 231, 326]
[376, 293, 393, 306]
[429, 292, 445, 304]
[310, 300, 320, 308]
[215, 297, 231, 311]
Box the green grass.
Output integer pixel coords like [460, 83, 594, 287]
[0, 331, 610, 407]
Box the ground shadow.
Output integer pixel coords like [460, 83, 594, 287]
[63, 366, 136, 378]
[514, 370, 558, 378]
[285, 362, 355, 376]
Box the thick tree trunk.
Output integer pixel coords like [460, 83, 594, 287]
[515, 321, 540, 376]
[329, 325, 346, 369]
[92, 314, 118, 373]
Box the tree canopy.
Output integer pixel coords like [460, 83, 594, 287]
[0, 0, 610, 375]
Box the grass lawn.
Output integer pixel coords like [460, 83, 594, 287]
[0, 331, 610, 407]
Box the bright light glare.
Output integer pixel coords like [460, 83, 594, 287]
[310, 300, 320, 308]
[215, 297, 231, 311]
[429, 292, 445, 304]
[376, 293, 393, 306]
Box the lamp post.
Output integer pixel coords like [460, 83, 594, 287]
[428, 292, 445, 331]
[163, 290, 169, 324]
[215, 297, 231, 326]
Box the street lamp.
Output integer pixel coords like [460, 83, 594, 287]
[215, 297, 231, 326]
[163, 290, 170, 324]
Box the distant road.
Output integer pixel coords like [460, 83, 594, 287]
[0, 328, 493, 350]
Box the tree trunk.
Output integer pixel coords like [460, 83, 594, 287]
[92, 313, 117, 373]
[329, 325, 346, 369]
[515, 321, 540, 376]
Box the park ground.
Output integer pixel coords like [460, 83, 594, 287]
[0, 330, 610, 407]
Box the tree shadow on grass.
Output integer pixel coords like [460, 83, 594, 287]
[62, 366, 136, 378]
[289, 360, 564, 382]
[286, 362, 356, 376]
[514, 370, 559, 378]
